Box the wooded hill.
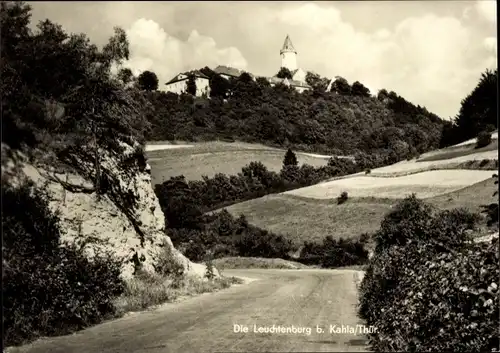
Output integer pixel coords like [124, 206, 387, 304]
[145, 68, 446, 157]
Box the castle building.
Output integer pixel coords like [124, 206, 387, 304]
[163, 70, 210, 96]
[281, 34, 298, 72]
[269, 34, 310, 92]
[163, 35, 310, 96]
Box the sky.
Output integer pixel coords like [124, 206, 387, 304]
[29, 1, 497, 119]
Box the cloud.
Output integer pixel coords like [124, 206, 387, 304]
[245, 2, 496, 118]
[475, 0, 496, 23]
[484, 37, 497, 53]
[29, 1, 495, 119]
[122, 18, 247, 88]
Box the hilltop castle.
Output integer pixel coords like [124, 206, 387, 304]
[164, 35, 311, 96]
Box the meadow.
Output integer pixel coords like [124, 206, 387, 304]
[221, 176, 497, 245]
[145, 141, 331, 185]
[217, 138, 498, 245]
[146, 134, 498, 246]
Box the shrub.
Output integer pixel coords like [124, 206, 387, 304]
[328, 157, 357, 175]
[359, 194, 496, 352]
[480, 174, 499, 227]
[298, 236, 369, 268]
[360, 239, 499, 352]
[359, 233, 371, 245]
[476, 130, 492, 148]
[365, 169, 371, 175]
[337, 191, 349, 205]
[2, 181, 125, 347]
[205, 259, 216, 280]
[153, 242, 185, 287]
[373, 194, 433, 253]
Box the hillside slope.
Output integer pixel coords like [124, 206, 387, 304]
[145, 73, 446, 158]
[2, 142, 210, 281]
[220, 139, 498, 245]
[145, 141, 331, 183]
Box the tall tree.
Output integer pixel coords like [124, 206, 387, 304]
[305, 71, 329, 92]
[199, 66, 215, 79]
[137, 70, 159, 91]
[118, 67, 133, 86]
[209, 74, 230, 99]
[331, 77, 351, 95]
[351, 81, 371, 97]
[186, 74, 197, 96]
[455, 68, 498, 139]
[283, 148, 298, 167]
[276, 67, 293, 80]
[256, 77, 270, 87]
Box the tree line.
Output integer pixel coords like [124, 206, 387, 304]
[134, 64, 496, 155]
[154, 149, 370, 265]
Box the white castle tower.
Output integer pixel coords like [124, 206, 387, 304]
[280, 35, 297, 72]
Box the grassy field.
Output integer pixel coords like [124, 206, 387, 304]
[212, 257, 312, 270]
[220, 193, 394, 244]
[417, 139, 498, 162]
[221, 177, 497, 245]
[286, 170, 494, 200]
[145, 141, 330, 185]
[148, 138, 498, 246]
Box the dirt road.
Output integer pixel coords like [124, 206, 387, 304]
[9, 269, 369, 353]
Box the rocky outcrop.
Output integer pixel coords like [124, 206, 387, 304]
[2, 142, 213, 281]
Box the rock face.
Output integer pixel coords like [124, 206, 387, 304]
[2, 142, 213, 281]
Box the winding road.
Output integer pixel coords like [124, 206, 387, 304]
[9, 269, 369, 353]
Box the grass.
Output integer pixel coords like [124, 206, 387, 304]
[417, 139, 498, 162]
[213, 257, 312, 270]
[145, 142, 329, 185]
[113, 270, 243, 315]
[221, 194, 394, 244]
[285, 170, 494, 200]
[221, 177, 497, 245]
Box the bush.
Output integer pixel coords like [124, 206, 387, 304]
[153, 242, 185, 287]
[337, 191, 349, 205]
[205, 259, 216, 280]
[360, 239, 499, 352]
[373, 194, 433, 253]
[365, 169, 371, 175]
[480, 174, 499, 227]
[298, 235, 369, 268]
[2, 182, 125, 347]
[359, 195, 496, 352]
[476, 130, 492, 148]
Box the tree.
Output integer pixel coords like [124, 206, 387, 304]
[455, 68, 497, 140]
[331, 77, 351, 95]
[117, 68, 133, 86]
[199, 66, 215, 79]
[305, 71, 329, 92]
[276, 67, 293, 80]
[209, 74, 230, 98]
[283, 148, 298, 167]
[238, 72, 253, 83]
[476, 130, 492, 148]
[137, 70, 159, 91]
[377, 88, 389, 102]
[186, 74, 197, 96]
[351, 81, 371, 97]
[256, 77, 270, 87]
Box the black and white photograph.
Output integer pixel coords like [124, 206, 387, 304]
[1, 0, 498, 352]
